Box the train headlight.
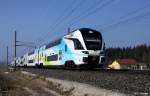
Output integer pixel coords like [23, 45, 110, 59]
[83, 57, 88, 62]
[100, 51, 104, 55]
[82, 51, 89, 54]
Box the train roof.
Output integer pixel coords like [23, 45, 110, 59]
[19, 28, 102, 57]
[79, 28, 101, 33]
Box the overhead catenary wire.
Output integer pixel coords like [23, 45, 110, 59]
[49, 0, 115, 43]
[33, 0, 114, 47]
[35, 0, 85, 46]
[67, 0, 105, 26]
[51, 0, 86, 31]
[31, 0, 150, 48]
[42, 0, 87, 42]
[59, 0, 102, 27]
[96, 3, 150, 30]
[34, 0, 76, 46]
[100, 9, 150, 31]
[68, 0, 116, 27]
[115, 3, 150, 21]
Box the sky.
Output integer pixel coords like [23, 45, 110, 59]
[0, 0, 150, 62]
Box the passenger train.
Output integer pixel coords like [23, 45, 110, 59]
[11, 28, 106, 68]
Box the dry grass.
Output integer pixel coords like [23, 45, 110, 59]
[0, 70, 52, 96]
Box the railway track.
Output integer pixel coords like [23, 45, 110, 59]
[20, 66, 150, 74]
[20, 67, 150, 95]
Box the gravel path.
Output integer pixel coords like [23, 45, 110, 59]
[22, 68, 150, 96]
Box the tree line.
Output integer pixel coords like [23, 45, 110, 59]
[105, 44, 150, 67]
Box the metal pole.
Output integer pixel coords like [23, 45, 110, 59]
[0, 43, 1, 64]
[7, 46, 8, 69]
[14, 31, 17, 70]
[38, 50, 39, 66]
[68, 27, 70, 33]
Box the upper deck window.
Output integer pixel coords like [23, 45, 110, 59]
[46, 39, 61, 49]
[28, 51, 34, 56]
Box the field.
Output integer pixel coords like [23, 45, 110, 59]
[0, 69, 57, 96]
[23, 68, 150, 95]
[0, 68, 128, 96]
[0, 66, 150, 96]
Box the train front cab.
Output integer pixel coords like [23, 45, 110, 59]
[63, 28, 105, 68]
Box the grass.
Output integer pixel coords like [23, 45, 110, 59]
[0, 70, 50, 96]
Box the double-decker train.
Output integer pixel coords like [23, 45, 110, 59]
[11, 28, 105, 68]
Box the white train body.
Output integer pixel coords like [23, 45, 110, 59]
[15, 28, 105, 68]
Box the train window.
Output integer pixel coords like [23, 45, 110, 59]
[47, 54, 58, 61]
[28, 60, 33, 63]
[28, 51, 34, 55]
[45, 55, 47, 61]
[42, 53, 43, 57]
[71, 39, 84, 50]
[80, 28, 102, 50]
[65, 45, 67, 52]
[103, 42, 105, 50]
[46, 39, 61, 49]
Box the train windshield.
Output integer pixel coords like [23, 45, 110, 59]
[80, 28, 102, 50]
[70, 38, 84, 50]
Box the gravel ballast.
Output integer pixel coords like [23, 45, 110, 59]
[22, 71, 126, 96]
[22, 68, 150, 96]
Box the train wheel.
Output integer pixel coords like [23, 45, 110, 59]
[65, 61, 76, 70]
[70, 61, 76, 69]
[39, 63, 43, 68]
[35, 63, 39, 68]
[24, 64, 27, 68]
[65, 61, 69, 69]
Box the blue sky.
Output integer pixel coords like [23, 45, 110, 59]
[0, 0, 150, 62]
